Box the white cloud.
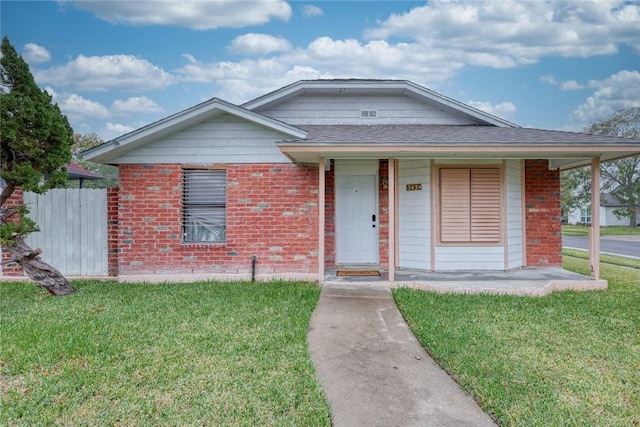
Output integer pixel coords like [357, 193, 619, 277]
[23, 43, 51, 64]
[539, 75, 558, 85]
[228, 33, 292, 56]
[176, 35, 465, 102]
[571, 70, 640, 126]
[539, 74, 584, 90]
[559, 80, 584, 91]
[176, 52, 332, 102]
[35, 54, 175, 91]
[364, 1, 640, 67]
[106, 122, 135, 134]
[100, 122, 136, 141]
[468, 100, 517, 119]
[112, 96, 164, 114]
[59, 94, 111, 119]
[175, 2, 640, 105]
[303, 5, 323, 17]
[63, 0, 291, 30]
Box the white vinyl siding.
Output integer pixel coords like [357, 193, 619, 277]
[439, 168, 502, 244]
[111, 114, 291, 164]
[183, 169, 226, 243]
[256, 94, 474, 125]
[435, 246, 504, 270]
[398, 159, 431, 270]
[505, 160, 522, 269]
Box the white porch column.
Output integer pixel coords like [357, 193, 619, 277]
[590, 158, 601, 280]
[318, 157, 326, 281]
[388, 158, 396, 282]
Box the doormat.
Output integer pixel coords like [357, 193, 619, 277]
[336, 270, 381, 277]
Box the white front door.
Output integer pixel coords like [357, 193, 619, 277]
[336, 174, 378, 264]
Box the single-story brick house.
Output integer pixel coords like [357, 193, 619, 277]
[83, 79, 640, 281]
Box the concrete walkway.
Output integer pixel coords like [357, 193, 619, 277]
[307, 282, 496, 427]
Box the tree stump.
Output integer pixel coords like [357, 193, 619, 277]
[4, 240, 76, 296]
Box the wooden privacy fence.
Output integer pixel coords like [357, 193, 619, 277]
[24, 189, 108, 275]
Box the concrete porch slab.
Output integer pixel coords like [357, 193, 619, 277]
[323, 267, 607, 296]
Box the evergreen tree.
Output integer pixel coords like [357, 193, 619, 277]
[1, 36, 76, 295]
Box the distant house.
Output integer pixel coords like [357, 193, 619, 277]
[74, 79, 639, 280]
[568, 193, 640, 226]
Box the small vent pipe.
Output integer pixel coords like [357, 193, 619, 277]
[251, 255, 257, 282]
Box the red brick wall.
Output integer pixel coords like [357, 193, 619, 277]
[107, 187, 119, 276]
[324, 161, 335, 268]
[524, 159, 562, 267]
[378, 160, 389, 268]
[1, 188, 24, 276]
[116, 163, 319, 275]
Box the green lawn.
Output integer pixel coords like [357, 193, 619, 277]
[0, 280, 331, 426]
[562, 225, 640, 236]
[394, 258, 640, 426]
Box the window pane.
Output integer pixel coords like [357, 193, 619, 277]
[183, 169, 226, 242]
[184, 170, 226, 205]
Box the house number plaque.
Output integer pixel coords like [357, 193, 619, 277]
[406, 183, 422, 191]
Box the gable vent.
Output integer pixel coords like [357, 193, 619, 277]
[360, 110, 378, 118]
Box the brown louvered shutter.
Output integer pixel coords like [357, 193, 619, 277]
[440, 168, 501, 244]
[470, 168, 501, 243]
[440, 169, 471, 242]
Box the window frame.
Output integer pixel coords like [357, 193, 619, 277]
[580, 208, 592, 224]
[435, 164, 504, 247]
[182, 166, 227, 244]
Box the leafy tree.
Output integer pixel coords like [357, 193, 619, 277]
[0, 36, 75, 295]
[585, 108, 640, 227]
[561, 108, 640, 227]
[67, 133, 118, 189]
[560, 167, 590, 221]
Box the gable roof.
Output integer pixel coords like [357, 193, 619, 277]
[83, 98, 306, 163]
[242, 79, 519, 128]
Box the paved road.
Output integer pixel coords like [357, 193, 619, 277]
[563, 236, 640, 259]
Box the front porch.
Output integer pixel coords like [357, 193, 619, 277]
[315, 157, 608, 284]
[324, 267, 607, 296]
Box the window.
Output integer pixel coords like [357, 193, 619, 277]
[439, 167, 502, 244]
[580, 208, 591, 224]
[182, 169, 226, 243]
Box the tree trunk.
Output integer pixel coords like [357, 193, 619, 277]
[3, 239, 76, 296]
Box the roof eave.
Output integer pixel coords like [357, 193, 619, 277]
[276, 142, 640, 169]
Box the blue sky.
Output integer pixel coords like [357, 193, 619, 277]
[2, 1, 639, 141]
